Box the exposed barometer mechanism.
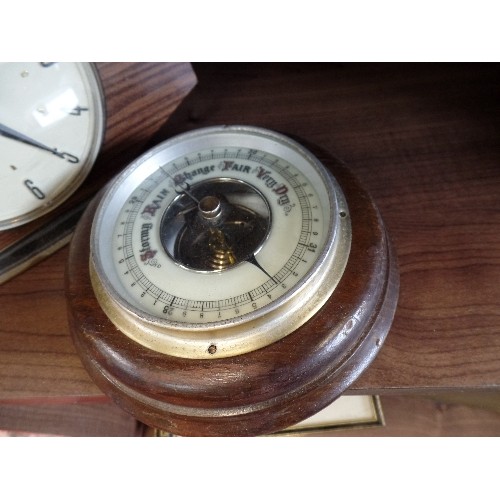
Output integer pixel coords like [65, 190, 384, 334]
[67, 125, 399, 436]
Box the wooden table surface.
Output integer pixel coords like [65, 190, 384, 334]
[1, 63, 499, 409]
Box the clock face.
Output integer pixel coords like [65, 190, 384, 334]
[90, 126, 351, 358]
[0, 62, 105, 230]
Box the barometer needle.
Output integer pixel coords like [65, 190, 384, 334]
[246, 254, 278, 284]
[0, 122, 66, 159]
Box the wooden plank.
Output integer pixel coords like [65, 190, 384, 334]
[0, 400, 141, 436]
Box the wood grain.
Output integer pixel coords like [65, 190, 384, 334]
[1, 63, 500, 426]
[0, 400, 141, 436]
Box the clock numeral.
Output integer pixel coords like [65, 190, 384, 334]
[40, 62, 56, 68]
[69, 106, 89, 116]
[59, 152, 80, 164]
[24, 179, 45, 200]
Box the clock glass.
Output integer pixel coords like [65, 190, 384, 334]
[0, 62, 105, 229]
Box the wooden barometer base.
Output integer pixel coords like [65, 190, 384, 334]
[66, 152, 399, 437]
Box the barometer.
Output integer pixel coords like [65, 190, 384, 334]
[91, 126, 350, 358]
[67, 125, 399, 436]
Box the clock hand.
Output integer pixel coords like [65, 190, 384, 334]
[0, 122, 77, 162]
[176, 181, 200, 204]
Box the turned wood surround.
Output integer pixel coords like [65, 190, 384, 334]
[66, 150, 398, 436]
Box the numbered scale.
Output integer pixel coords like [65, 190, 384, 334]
[67, 126, 399, 436]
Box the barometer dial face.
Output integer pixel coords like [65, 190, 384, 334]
[0, 62, 105, 230]
[91, 126, 351, 359]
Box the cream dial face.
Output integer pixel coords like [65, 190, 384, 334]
[114, 149, 327, 321]
[0, 62, 105, 229]
[91, 126, 351, 359]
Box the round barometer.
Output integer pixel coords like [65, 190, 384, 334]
[67, 125, 399, 436]
[90, 126, 351, 359]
